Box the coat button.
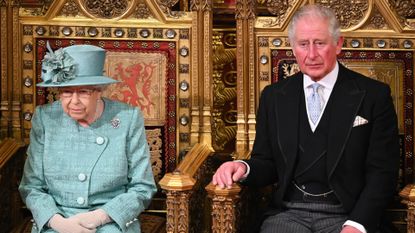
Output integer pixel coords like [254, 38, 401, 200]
[96, 136, 104, 145]
[78, 173, 87, 182]
[77, 197, 85, 205]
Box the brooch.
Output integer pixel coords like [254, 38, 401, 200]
[111, 118, 120, 128]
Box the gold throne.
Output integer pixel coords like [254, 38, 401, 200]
[205, 1, 415, 232]
[0, 0, 215, 232]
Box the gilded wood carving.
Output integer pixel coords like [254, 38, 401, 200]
[232, 1, 415, 232]
[1, 0, 214, 164]
[212, 31, 237, 152]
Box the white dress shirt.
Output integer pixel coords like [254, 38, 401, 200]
[303, 62, 338, 131]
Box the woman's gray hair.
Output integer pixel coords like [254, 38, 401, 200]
[91, 85, 108, 92]
[288, 4, 341, 45]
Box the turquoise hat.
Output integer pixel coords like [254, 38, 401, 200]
[37, 43, 118, 87]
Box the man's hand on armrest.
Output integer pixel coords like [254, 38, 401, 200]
[212, 161, 247, 189]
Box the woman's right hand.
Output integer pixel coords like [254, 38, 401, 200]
[49, 214, 97, 233]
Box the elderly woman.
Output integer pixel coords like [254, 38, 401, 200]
[19, 43, 157, 233]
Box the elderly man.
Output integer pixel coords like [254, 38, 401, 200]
[212, 4, 399, 233]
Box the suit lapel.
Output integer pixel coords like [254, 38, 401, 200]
[275, 74, 302, 169]
[327, 66, 365, 178]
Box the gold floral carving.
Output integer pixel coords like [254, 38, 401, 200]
[134, 1, 152, 19]
[165, 190, 191, 233]
[60, 0, 80, 17]
[316, 0, 369, 29]
[262, 0, 289, 16]
[146, 128, 163, 182]
[364, 7, 390, 30]
[83, 0, 131, 18]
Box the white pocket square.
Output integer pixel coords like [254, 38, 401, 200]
[353, 115, 368, 127]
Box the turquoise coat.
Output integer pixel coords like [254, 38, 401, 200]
[19, 98, 157, 233]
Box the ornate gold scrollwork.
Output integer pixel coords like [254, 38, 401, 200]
[316, 0, 370, 29]
[212, 32, 237, 151]
[157, 0, 184, 18]
[206, 183, 241, 233]
[165, 190, 192, 233]
[83, 0, 131, 18]
[256, 0, 296, 27]
[388, 0, 415, 19]
[146, 128, 163, 182]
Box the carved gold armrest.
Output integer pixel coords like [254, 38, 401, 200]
[205, 182, 242, 233]
[159, 143, 213, 233]
[0, 138, 22, 169]
[400, 184, 415, 233]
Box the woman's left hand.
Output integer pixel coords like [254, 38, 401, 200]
[71, 209, 112, 229]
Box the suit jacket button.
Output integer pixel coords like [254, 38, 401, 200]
[96, 136, 105, 145]
[77, 197, 85, 205]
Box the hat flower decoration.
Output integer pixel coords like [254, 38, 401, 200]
[37, 42, 118, 87]
[41, 42, 77, 84]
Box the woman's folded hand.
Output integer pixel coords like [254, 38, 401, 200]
[49, 214, 96, 233]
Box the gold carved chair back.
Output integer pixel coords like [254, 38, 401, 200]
[12, 0, 214, 232]
[206, 1, 415, 232]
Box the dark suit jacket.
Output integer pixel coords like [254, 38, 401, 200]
[243, 63, 400, 233]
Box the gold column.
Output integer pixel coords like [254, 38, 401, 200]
[190, 6, 201, 145]
[0, 0, 22, 140]
[201, 2, 213, 146]
[235, 0, 256, 154]
[190, 0, 213, 147]
[0, 1, 11, 139]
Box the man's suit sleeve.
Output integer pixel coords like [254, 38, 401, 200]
[244, 85, 279, 187]
[348, 84, 400, 232]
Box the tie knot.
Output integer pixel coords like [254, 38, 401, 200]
[310, 83, 321, 93]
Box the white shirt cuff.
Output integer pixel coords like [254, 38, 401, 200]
[343, 220, 367, 233]
[234, 160, 250, 179]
